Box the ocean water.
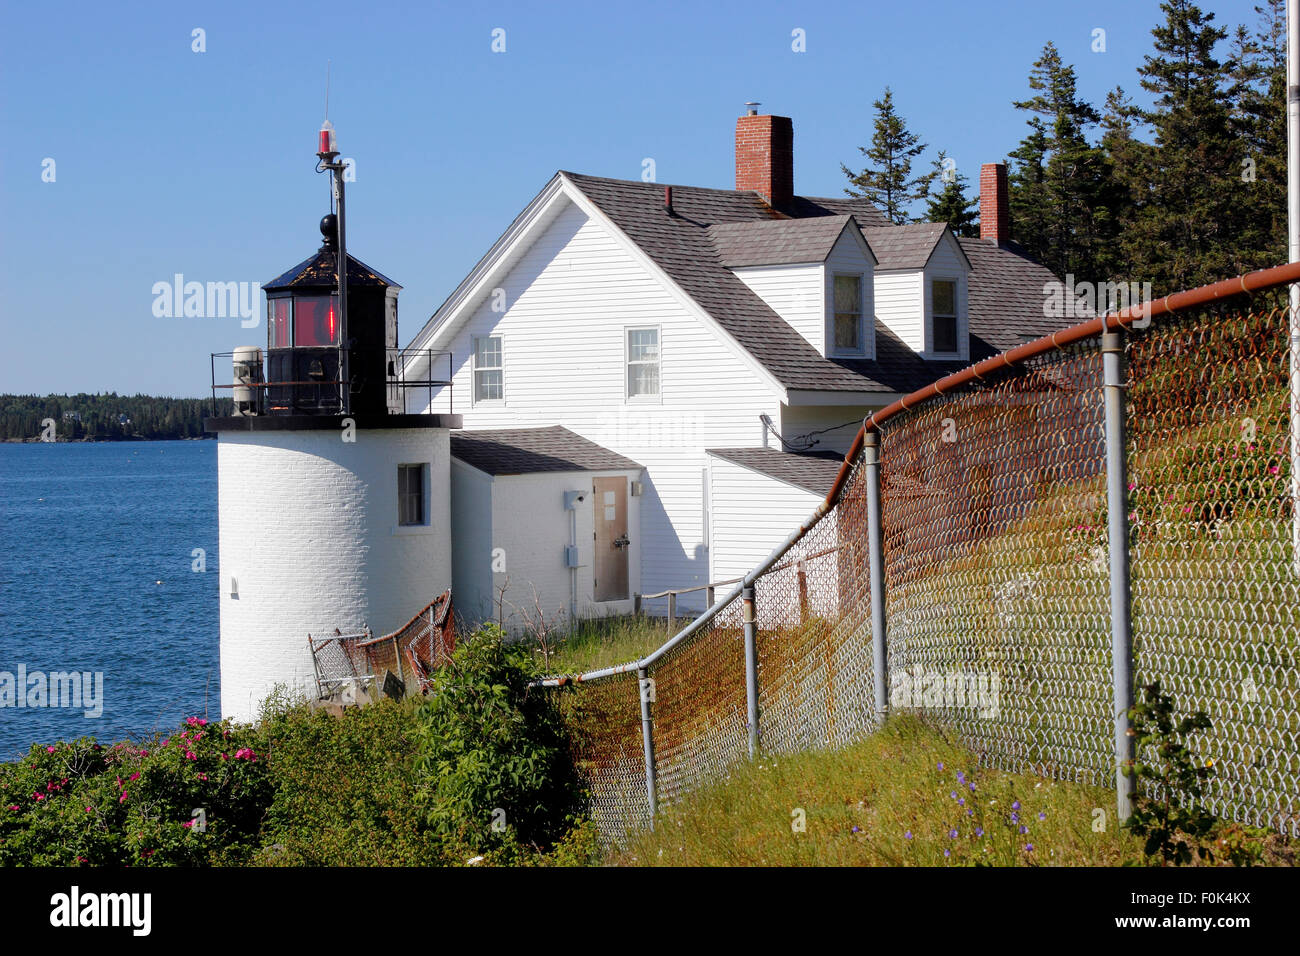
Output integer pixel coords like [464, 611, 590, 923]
[0, 441, 220, 760]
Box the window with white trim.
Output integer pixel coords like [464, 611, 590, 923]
[626, 328, 660, 399]
[832, 274, 863, 353]
[473, 336, 503, 403]
[931, 279, 959, 354]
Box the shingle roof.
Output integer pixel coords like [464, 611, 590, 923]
[863, 223, 951, 271]
[959, 238, 1073, 354]
[706, 447, 843, 496]
[564, 172, 1066, 395]
[709, 216, 864, 267]
[450, 426, 642, 476]
[265, 248, 399, 291]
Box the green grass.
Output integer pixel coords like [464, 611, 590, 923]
[524, 614, 675, 676]
[610, 716, 1145, 866]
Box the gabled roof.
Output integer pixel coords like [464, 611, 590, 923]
[265, 248, 400, 291]
[863, 222, 969, 271]
[417, 169, 1067, 398]
[450, 426, 642, 476]
[708, 215, 874, 268]
[706, 447, 843, 496]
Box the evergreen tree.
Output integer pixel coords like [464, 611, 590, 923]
[925, 151, 980, 237]
[1225, 0, 1287, 268]
[1134, 0, 1238, 290]
[841, 87, 936, 224]
[1009, 42, 1109, 278]
[1007, 115, 1052, 261]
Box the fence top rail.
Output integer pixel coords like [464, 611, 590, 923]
[533, 258, 1300, 690]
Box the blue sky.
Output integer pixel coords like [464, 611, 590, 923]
[0, 0, 1271, 396]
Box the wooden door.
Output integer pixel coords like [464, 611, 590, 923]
[593, 477, 629, 602]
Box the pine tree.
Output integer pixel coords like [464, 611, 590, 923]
[1098, 86, 1154, 280]
[1134, 0, 1238, 290]
[1008, 115, 1052, 262]
[925, 151, 980, 237]
[1226, 0, 1287, 269]
[1009, 42, 1108, 278]
[841, 87, 936, 224]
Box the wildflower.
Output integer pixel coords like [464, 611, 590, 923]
[129, 773, 140, 782]
[1012, 801, 1020, 811]
[950, 791, 958, 800]
[937, 762, 944, 771]
[182, 820, 194, 829]
[34, 794, 44, 802]
[7, 805, 18, 812]
[1024, 843, 1034, 852]
[1011, 812, 1020, 824]
[948, 828, 958, 839]
[119, 792, 128, 804]
[85, 806, 93, 813]
[975, 827, 984, 837]
[197, 773, 208, 782]
[46, 746, 55, 753]
[1038, 811, 1046, 821]
[966, 809, 973, 817]
[904, 830, 913, 840]
[956, 771, 965, 784]
[466, 856, 485, 866]
[969, 782, 976, 791]
[958, 798, 965, 806]
[184, 751, 197, 761]
[943, 848, 951, 858]
[851, 826, 860, 834]
[1019, 825, 1028, 835]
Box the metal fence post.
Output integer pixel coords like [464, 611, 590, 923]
[864, 430, 889, 720]
[1102, 329, 1136, 822]
[637, 665, 658, 824]
[742, 584, 760, 757]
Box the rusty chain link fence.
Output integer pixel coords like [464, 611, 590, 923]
[539, 265, 1300, 845]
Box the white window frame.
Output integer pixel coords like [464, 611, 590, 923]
[625, 326, 662, 403]
[471, 334, 505, 406]
[927, 275, 963, 358]
[828, 271, 867, 358]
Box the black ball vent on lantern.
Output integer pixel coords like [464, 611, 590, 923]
[261, 219, 402, 418]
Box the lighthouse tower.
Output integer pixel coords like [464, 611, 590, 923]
[206, 123, 460, 722]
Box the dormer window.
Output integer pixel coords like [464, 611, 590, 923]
[931, 279, 958, 354]
[832, 274, 863, 354]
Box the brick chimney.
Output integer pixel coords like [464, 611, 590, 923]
[735, 106, 793, 211]
[979, 163, 1010, 244]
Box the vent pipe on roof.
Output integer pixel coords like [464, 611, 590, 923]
[664, 186, 674, 216]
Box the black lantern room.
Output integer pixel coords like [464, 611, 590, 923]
[261, 214, 401, 418]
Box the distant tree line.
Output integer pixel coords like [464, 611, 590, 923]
[0, 393, 232, 441]
[842, 0, 1286, 294]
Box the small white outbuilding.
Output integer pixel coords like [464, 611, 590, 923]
[450, 426, 644, 636]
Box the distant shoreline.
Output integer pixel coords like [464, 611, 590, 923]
[2, 435, 216, 444]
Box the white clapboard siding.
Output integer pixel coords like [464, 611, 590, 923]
[778, 404, 878, 456]
[418, 198, 783, 614]
[731, 262, 824, 353]
[707, 455, 840, 623]
[874, 270, 924, 352]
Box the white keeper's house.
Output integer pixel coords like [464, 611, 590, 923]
[209, 107, 1065, 720]
[404, 107, 1063, 630]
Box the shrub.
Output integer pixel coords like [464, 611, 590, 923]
[0, 719, 272, 866]
[254, 695, 440, 866]
[413, 623, 584, 860]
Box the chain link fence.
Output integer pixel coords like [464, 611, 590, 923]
[540, 267, 1300, 843]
